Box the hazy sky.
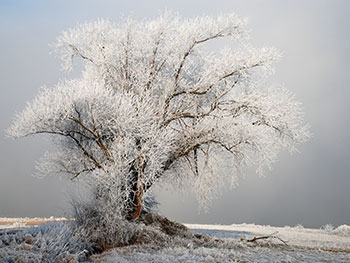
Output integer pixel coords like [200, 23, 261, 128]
[0, 0, 349, 228]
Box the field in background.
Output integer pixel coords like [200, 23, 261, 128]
[0, 217, 68, 229]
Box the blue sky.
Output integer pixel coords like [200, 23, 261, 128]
[0, 0, 349, 228]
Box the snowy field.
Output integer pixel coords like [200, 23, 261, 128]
[1, 218, 350, 262]
[99, 223, 350, 263]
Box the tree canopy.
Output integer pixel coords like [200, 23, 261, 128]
[8, 13, 310, 219]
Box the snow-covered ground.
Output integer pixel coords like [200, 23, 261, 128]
[187, 223, 350, 251]
[99, 223, 350, 262]
[1, 218, 349, 262]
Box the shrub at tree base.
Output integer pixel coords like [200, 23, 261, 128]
[0, 214, 236, 262]
[72, 196, 218, 254]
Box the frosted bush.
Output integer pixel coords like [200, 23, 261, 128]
[332, 225, 350, 237]
[321, 224, 334, 233]
[0, 222, 90, 263]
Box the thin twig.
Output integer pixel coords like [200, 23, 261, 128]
[241, 231, 288, 246]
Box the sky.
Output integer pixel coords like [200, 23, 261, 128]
[0, 0, 349, 228]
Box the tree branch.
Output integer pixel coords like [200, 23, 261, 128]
[241, 231, 288, 246]
[163, 62, 249, 120]
[146, 31, 163, 90]
[69, 44, 95, 64]
[24, 129, 103, 169]
[164, 30, 228, 118]
[69, 113, 114, 163]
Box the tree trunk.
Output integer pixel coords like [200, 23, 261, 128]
[126, 152, 176, 220]
[126, 152, 144, 220]
[128, 184, 143, 220]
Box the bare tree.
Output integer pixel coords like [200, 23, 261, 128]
[8, 13, 310, 220]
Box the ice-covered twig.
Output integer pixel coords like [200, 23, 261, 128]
[241, 231, 288, 246]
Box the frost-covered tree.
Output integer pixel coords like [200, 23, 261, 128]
[8, 13, 309, 220]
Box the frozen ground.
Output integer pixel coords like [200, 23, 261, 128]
[1, 218, 349, 262]
[187, 223, 350, 251]
[99, 223, 350, 263]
